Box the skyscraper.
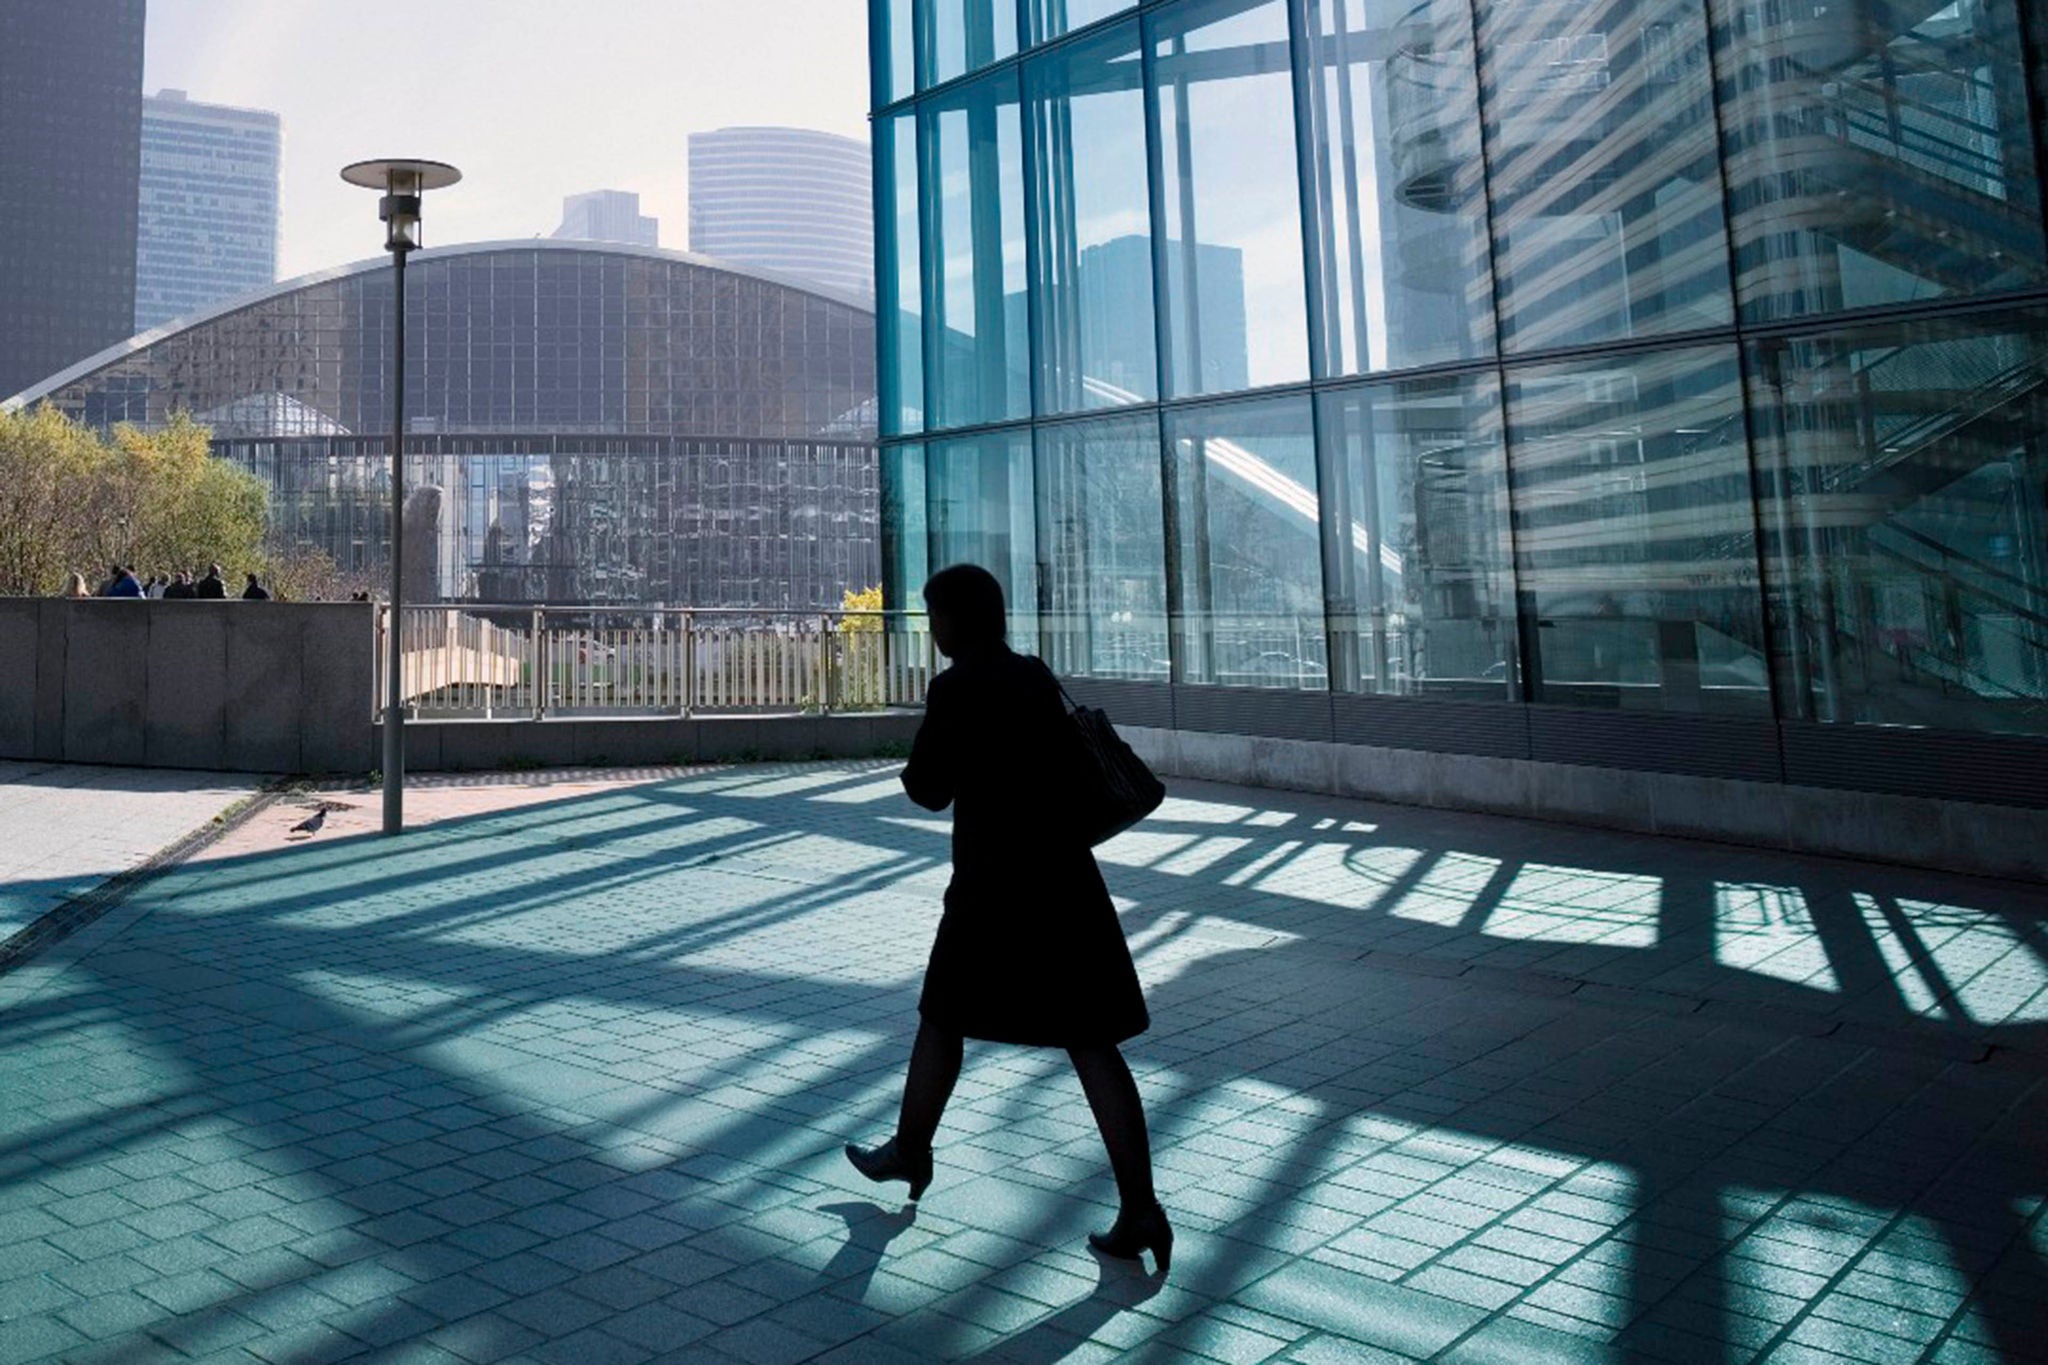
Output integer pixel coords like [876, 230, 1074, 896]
[552, 190, 659, 248]
[689, 127, 873, 298]
[0, 0, 145, 401]
[135, 90, 282, 332]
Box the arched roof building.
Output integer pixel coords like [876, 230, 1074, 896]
[6, 241, 880, 607]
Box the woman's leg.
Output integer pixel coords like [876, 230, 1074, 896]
[897, 1020, 964, 1153]
[1067, 1043, 1156, 1209]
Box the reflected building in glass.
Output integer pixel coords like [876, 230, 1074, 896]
[872, 0, 2048, 816]
[10, 241, 878, 608]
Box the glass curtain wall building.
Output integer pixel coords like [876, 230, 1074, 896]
[872, 0, 2048, 808]
[10, 241, 879, 609]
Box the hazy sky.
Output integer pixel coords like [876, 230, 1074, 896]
[144, 0, 873, 280]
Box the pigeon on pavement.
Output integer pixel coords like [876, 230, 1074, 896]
[289, 808, 327, 835]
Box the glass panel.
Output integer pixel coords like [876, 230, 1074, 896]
[878, 112, 925, 436]
[929, 430, 1041, 651]
[1301, 0, 1496, 373]
[1505, 346, 1769, 714]
[1165, 394, 1328, 687]
[1026, 20, 1158, 414]
[1712, 0, 2048, 323]
[874, 0, 918, 106]
[1028, 0, 1139, 46]
[926, 71, 1031, 430]
[1752, 310, 2048, 734]
[1318, 374, 1516, 698]
[882, 442, 929, 610]
[930, 0, 1021, 87]
[1036, 413, 1171, 679]
[1475, 0, 1735, 349]
[1151, 0, 1311, 397]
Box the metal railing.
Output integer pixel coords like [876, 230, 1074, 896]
[376, 605, 937, 721]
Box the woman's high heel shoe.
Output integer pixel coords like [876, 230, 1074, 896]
[1088, 1199, 1173, 1274]
[844, 1137, 934, 1202]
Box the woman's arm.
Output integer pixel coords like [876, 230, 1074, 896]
[900, 671, 957, 811]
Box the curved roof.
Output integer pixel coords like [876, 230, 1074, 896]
[6, 238, 877, 442]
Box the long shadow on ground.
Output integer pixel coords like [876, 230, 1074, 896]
[0, 762, 2042, 1363]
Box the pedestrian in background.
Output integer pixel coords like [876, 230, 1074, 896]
[241, 573, 270, 601]
[845, 563, 1171, 1273]
[194, 564, 227, 599]
[100, 565, 143, 598]
[60, 572, 91, 599]
[163, 571, 196, 600]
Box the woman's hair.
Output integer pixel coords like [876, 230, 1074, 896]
[923, 564, 1007, 647]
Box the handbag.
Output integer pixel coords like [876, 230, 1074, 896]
[1050, 670, 1167, 847]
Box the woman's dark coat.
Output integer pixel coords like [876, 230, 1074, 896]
[902, 645, 1149, 1047]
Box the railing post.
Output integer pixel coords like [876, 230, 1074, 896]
[821, 615, 835, 716]
[533, 605, 547, 720]
[681, 611, 694, 718]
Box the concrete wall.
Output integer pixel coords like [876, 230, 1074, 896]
[0, 600, 377, 775]
[2, 599, 922, 777]
[1123, 725, 2048, 885]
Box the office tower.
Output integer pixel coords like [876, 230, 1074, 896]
[552, 190, 659, 248]
[135, 89, 282, 332]
[0, 0, 146, 400]
[689, 127, 873, 298]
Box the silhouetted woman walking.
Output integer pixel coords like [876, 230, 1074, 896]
[846, 565, 1171, 1273]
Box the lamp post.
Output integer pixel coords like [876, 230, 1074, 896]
[341, 158, 461, 836]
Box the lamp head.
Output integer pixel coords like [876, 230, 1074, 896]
[341, 159, 462, 256]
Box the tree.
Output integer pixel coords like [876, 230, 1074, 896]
[0, 406, 269, 596]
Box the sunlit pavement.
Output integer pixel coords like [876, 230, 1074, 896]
[0, 763, 256, 944]
[1, 762, 2044, 1365]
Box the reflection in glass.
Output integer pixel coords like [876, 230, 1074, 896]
[1751, 312, 2048, 734]
[1300, 0, 1496, 373]
[883, 442, 929, 610]
[1475, 0, 1734, 349]
[878, 113, 925, 436]
[223, 435, 878, 608]
[930, 0, 1021, 88]
[1318, 375, 1515, 697]
[1028, 0, 1140, 45]
[926, 71, 1031, 430]
[930, 430, 1041, 651]
[875, 0, 917, 106]
[1165, 395, 1328, 688]
[1036, 414, 1171, 679]
[1027, 21, 1159, 413]
[1712, 0, 2047, 323]
[1506, 347, 1769, 713]
[1151, 0, 1311, 396]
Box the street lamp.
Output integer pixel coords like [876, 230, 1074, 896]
[341, 158, 461, 836]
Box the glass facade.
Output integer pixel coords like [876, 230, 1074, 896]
[875, 0, 2048, 751]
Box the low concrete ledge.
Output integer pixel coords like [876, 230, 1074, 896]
[389, 711, 922, 773]
[1, 600, 377, 775]
[1125, 725, 2048, 884]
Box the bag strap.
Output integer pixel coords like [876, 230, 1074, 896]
[1040, 658, 1083, 714]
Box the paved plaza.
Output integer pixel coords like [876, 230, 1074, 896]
[0, 761, 2044, 1364]
[0, 764, 256, 945]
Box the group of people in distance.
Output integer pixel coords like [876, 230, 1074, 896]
[63, 563, 269, 600]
